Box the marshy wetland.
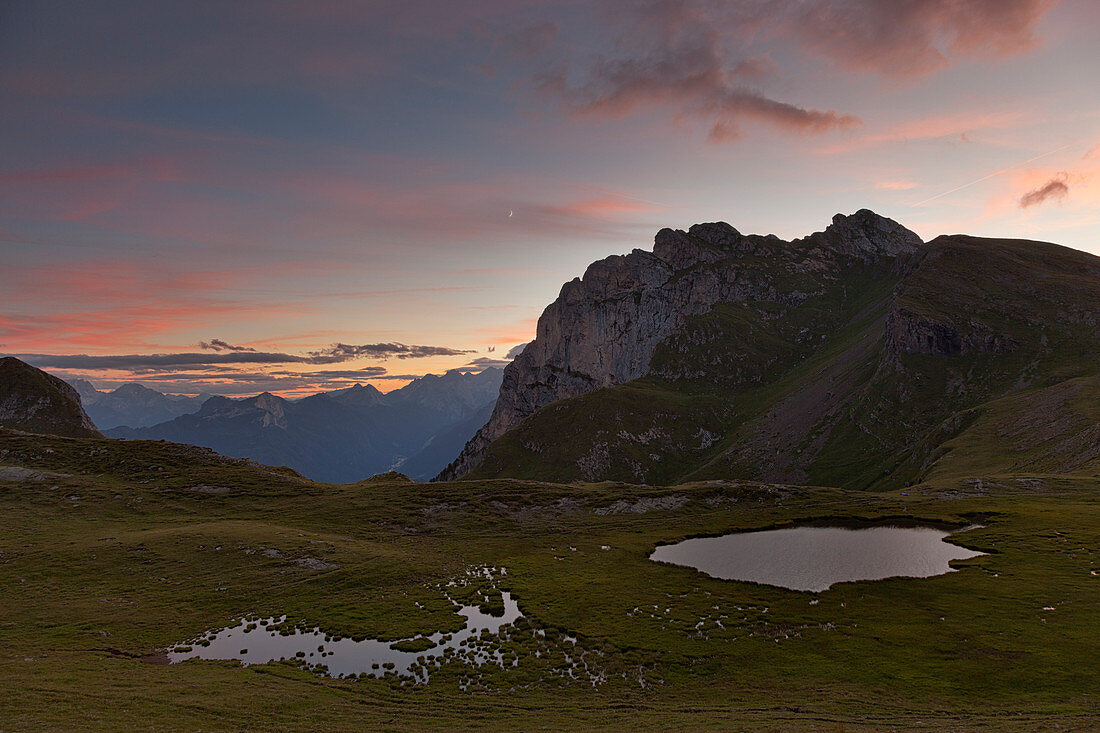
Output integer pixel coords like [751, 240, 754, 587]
[2, 431, 1099, 730]
[169, 590, 524, 683]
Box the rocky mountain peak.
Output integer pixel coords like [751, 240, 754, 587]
[0, 357, 102, 438]
[69, 378, 102, 403]
[113, 383, 158, 398]
[687, 221, 742, 245]
[652, 227, 727, 271]
[819, 208, 923, 260]
[254, 392, 287, 423]
[436, 210, 923, 481]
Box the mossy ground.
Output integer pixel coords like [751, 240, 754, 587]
[2, 429, 1098, 730]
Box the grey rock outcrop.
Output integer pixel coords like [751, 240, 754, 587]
[0, 357, 102, 438]
[436, 210, 923, 480]
[885, 308, 1020, 357]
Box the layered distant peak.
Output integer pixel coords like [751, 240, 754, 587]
[324, 382, 385, 408]
[67, 381, 209, 429]
[253, 392, 288, 428]
[106, 368, 506, 483]
[112, 383, 159, 398]
[0, 357, 102, 438]
[198, 395, 236, 413]
[192, 393, 289, 430]
[385, 367, 503, 421]
[819, 209, 923, 260]
[69, 378, 103, 404]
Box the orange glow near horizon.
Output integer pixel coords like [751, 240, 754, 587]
[3, 1, 1099, 396]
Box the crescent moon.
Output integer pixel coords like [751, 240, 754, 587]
[508, 210, 514, 217]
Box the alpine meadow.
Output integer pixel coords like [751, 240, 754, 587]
[2, 2, 1099, 731]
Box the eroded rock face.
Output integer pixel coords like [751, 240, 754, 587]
[885, 308, 1020, 358]
[820, 209, 923, 260]
[436, 210, 923, 481]
[0, 357, 102, 438]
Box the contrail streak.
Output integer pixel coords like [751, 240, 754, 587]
[912, 144, 1075, 207]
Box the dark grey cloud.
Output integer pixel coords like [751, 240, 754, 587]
[200, 338, 256, 352]
[12, 341, 473, 371]
[266, 368, 388, 379]
[536, 2, 858, 143]
[525, 0, 1055, 142]
[789, 0, 1056, 78]
[49, 366, 396, 397]
[310, 343, 475, 360]
[1018, 174, 1069, 208]
[506, 342, 529, 359]
[12, 352, 332, 369]
[460, 356, 512, 371]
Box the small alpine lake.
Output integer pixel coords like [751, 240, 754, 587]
[650, 523, 986, 592]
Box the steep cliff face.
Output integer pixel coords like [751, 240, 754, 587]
[0, 357, 102, 438]
[437, 210, 922, 480]
[443, 218, 1100, 489]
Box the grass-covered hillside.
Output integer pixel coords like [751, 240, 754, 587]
[2, 427, 1099, 730]
[467, 235, 1100, 489]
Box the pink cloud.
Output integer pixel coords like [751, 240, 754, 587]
[1018, 173, 1069, 208]
[0, 260, 312, 352]
[0, 155, 187, 224]
[536, 3, 860, 143]
[818, 109, 1031, 155]
[524, 0, 1056, 143]
[788, 0, 1058, 79]
[536, 195, 660, 219]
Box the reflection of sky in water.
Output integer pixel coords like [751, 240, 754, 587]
[652, 525, 985, 592]
[169, 591, 522, 682]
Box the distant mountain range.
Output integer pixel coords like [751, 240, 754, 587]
[71, 380, 211, 429]
[105, 369, 503, 482]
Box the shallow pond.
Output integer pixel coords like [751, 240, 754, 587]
[650, 524, 985, 592]
[169, 591, 522, 683]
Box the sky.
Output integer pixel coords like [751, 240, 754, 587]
[3, 0, 1099, 396]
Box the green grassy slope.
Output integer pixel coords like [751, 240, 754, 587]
[467, 236, 1100, 491]
[2, 429, 1099, 730]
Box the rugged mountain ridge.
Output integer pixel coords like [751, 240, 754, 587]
[439, 211, 1100, 489]
[110, 368, 502, 482]
[0, 357, 102, 438]
[438, 210, 922, 480]
[71, 380, 210, 429]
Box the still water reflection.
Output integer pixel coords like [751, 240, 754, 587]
[169, 591, 522, 682]
[651, 524, 985, 592]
